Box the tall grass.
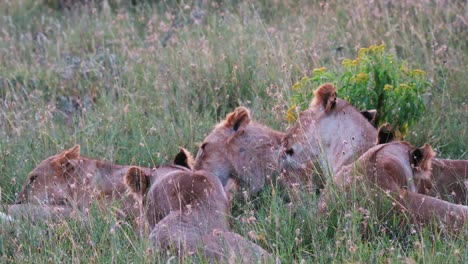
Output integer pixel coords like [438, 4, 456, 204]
[1, 0, 466, 263]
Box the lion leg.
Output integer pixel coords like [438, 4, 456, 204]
[399, 192, 468, 230]
[224, 178, 240, 204]
[429, 158, 467, 204]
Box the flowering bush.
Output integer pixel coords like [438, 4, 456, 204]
[287, 44, 431, 134]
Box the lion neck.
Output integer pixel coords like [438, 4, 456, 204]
[319, 104, 378, 175]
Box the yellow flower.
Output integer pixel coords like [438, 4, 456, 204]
[384, 84, 393, 91]
[313, 67, 327, 74]
[369, 45, 378, 51]
[358, 48, 368, 58]
[351, 59, 360, 66]
[292, 82, 301, 90]
[342, 58, 352, 67]
[375, 44, 385, 52]
[356, 72, 368, 83]
[400, 83, 410, 89]
[286, 105, 297, 123]
[412, 69, 426, 75]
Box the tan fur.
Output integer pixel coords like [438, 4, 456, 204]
[194, 107, 285, 196]
[427, 159, 467, 204]
[9, 146, 191, 222]
[194, 105, 380, 197]
[283, 84, 468, 205]
[222, 106, 251, 131]
[282, 84, 377, 184]
[124, 168, 273, 262]
[311, 83, 337, 113]
[319, 141, 467, 229]
[410, 143, 435, 180]
[375, 124, 466, 203]
[283, 84, 468, 228]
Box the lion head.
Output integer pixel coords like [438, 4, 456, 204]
[15, 145, 82, 207]
[124, 166, 229, 229]
[282, 83, 378, 180]
[194, 107, 284, 195]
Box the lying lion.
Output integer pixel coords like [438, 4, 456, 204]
[282, 83, 467, 228]
[318, 125, 467, 229]
[281, 83, 467, 204]
[124, 167, 273, 263]
[193, 107, 285, 198]
[375, 123, 467, 204]
[8, 145, 192, 222]
[193, 84, 465, 204]
[194, 106, 395, 198]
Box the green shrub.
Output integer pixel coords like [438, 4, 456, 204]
[287, 44, 431, 134]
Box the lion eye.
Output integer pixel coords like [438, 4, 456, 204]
[200, 143, 207, 150]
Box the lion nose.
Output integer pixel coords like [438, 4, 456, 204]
[285, 143, 302, 157]
[285, 148, 294, 156]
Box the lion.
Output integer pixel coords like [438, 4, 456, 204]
[282, 83, 467, 204]
[282, 83, 467, 228]
[193, 107, 285, 197]
[375, 123, 467, 204]
[281, 83, 377, 179]
[124, 167, 273, 263]
[191, 96, 464, 204]
[428, 159, 467, 204]
[8, 145, 193, 222]
[193, 106, 406, 198]
[318, 125, 467, 229]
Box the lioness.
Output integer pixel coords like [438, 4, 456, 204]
[193, 107, 285, 196]
[8, 145, 192, 222]
[282, 83, 467, 204]
[319, 126, 467, 229]
[124, 167, 273, 263]
[375, 123, 467, 204]
[193, 106, 381, 198]
[282, 83, 467, 228]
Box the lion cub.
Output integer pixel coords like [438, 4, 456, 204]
[124, 167, 273, 263]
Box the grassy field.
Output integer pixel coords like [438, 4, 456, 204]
[0, 0, 466, 263]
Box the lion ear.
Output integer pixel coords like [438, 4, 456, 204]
[125, 167, 150, 197]
[55, 145, 81, 172]
[59, 145, 81, 160]
[376, 123, 395, 144]
[311, 83, 337, 113]
[410, 143, 435, 180]
[173, 147, 194, 170]
[360, 109, 377, 127]
[223, 107, 251, 131]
